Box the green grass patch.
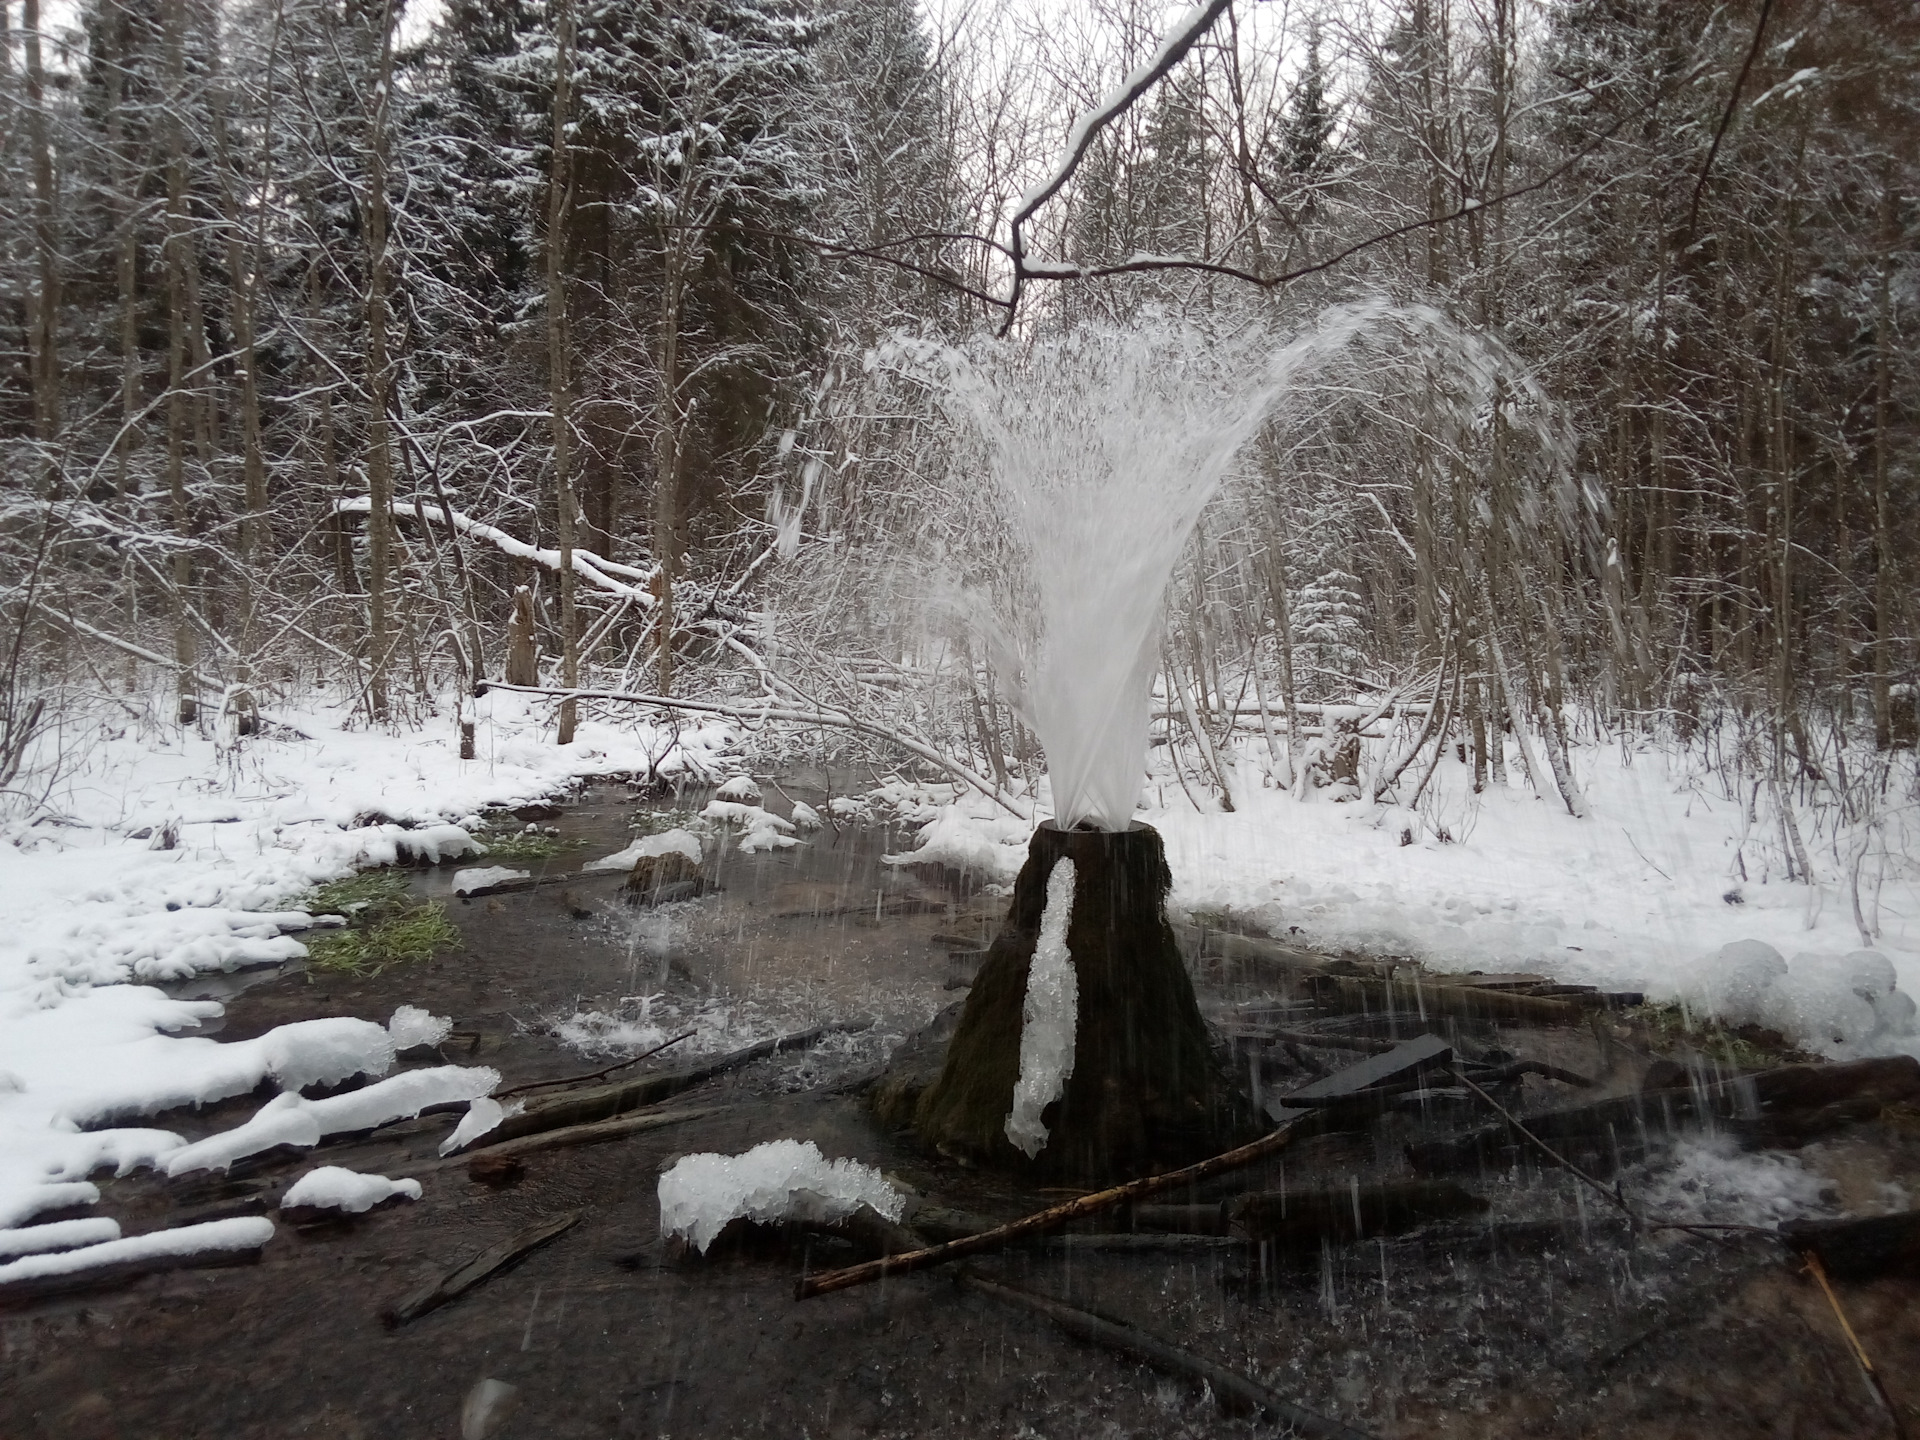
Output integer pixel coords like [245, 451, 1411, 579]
[473, 826, 586, 862]
[301, 869, 460, 980]
[305, 901, 462, 979]
[1625, 1001, 1798, 1069]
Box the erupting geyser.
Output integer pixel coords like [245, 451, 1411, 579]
[904, 310, 1425, 1181]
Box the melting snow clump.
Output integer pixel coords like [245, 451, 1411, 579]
[282, 1166, 422, 1213]
[453, 866, 529, 896]
[1005, 855, 1078, 1159]
[701, 800, 798, 853]
[1675, 941, 1918, 1054]
[657, 1139, 903, 1253]
[582, 828, 703, 871]
[0, 1217, 275, 1290]
[388, 1005, 452, 1051]
[715, 774, 762, 803]
[438, 1095, 525, 1155]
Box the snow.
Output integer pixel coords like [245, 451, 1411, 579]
[453, 865, 530, 895]
[715, 774, 762, 803]
[389, 1004, 453, 1050]
[701, 800, 799, 853]
[788, 801, 823, 832]
[0, 1217, 121, 1259]
[1635, 1134, 1834, 1228]
[657, 1139, 904, 1253]
[0, 1216, 275, 1289]
[582, 827, 704, 871]
[166, 1064, 501, 1175]
[1006, 857, 1078, 1158]
[0, 692, 739, 1233]
[891, 735, 1920, 1059]
[281, 1166, 422, 1213]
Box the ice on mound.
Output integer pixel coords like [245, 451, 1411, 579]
[657, 1139, 903, 1253]
[582, 828, 703, 872]
[1006, 856, 1078, 1158]
[282, 1166, 422, 1213]
[388, 1005, 452, 1051]
[1673, 941, 1918, 1054]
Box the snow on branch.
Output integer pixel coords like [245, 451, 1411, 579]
[333, 496, 658, 605]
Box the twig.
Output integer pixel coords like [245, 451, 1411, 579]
[1801, 1249, 1910, 1439]
[1683, 0, 1778, 244]
[794, 1117, 1303, 1300]
[956, 1270, 1376, 1440]
[1451, 1067, 1633, 1217]
[495, 1029, 697, 1100]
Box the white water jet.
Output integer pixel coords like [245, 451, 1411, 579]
[910, 301, 1495, 830]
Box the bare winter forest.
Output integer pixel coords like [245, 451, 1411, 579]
[3, 0, 1915, 802]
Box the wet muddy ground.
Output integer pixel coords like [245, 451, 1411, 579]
[5, 780, 1920, 1439]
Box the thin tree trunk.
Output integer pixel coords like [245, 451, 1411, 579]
[1873, 169, 1897, 751]
[548, 0, 578, 743]
[361, 0, 400, 720]
[163, 0, 197, 723]
[23, 0, 60, 467]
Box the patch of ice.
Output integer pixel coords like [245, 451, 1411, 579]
[1006, 856, 1078, 1159]
[281, 1166, 422, 1213]
[438, 1096, 525, 1155]
[0, 1217, 121, 1258]
[388, 1005, 452, 1051]
[657, 1139, 903, 1253]
[581, 828, 703, 872]
[453, 866, 529, 896]
[0, 1216, 275, 1289]
[166, 1065, 500, 1175]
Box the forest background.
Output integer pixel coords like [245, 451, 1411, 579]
[2, 0, 1917, 871]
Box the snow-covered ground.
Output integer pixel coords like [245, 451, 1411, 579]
[4, 690, 1916, 1259]
[0, 692, 736, 1237]
[903, 734, 1920, 1060]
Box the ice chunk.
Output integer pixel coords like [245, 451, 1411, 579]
[453, 866, 529, 896]
[1637, 1134, 1831, 1227]
[388, 1005, 453, 1051]
[788, 802, 823, 832]
[657, 1139, 903, 1253]
[0, 1217, 274, 1289]
[1772, 964, 1878, 1050]
[166, 1065, 500, 1175]
[437, 1096, 525, 1155]
[0, 1217, 121, 1259]
[1005, 856, 1078, 1159]
[581, 828, 704, 872]
[281, 1166, 422, 1213]
[715, 775, 762, 803]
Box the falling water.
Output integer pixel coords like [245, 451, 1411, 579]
[913, 300, 1509, 831]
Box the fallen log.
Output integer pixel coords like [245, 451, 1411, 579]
[385, 1211, 582, 1326]
[475, 1022, 871, 1150]
[1307, 973, 1581, 1027]
[795, 1117, 1305, 1299]
[956, 1270, 1376, 1440]
[1781, 1210, 1920, 1281]
[1230, 1179, 1488, 1247]
[0, 1217, 274, 1309]
[1408, 1055, 1920, 1175]
[403, 1106, 724, 1181]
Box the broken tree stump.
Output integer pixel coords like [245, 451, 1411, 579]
[912, 822, 1253, 1184]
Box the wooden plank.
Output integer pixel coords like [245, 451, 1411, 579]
[385, 1211, 582, 1325]
[1308, 974, 1581, 1026]
[1281, 1032, 1452, 1101]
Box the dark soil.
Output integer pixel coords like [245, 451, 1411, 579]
[5, 781, 1920, 1440]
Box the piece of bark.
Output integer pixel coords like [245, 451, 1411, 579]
[1306, 973, 1581, 1027]
[1780, 1210, 1920, 1281]
[956, 1270, 1376, 1440]
[1265, 1033, 1452, 1122]
[480, 1023, 868, 1148]
[385, 1211, 582, 1326]
[795, 1115, 1305, 1299]
[1230, 1179, 1488, 1246]
[795, 1205, 928, 1260]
